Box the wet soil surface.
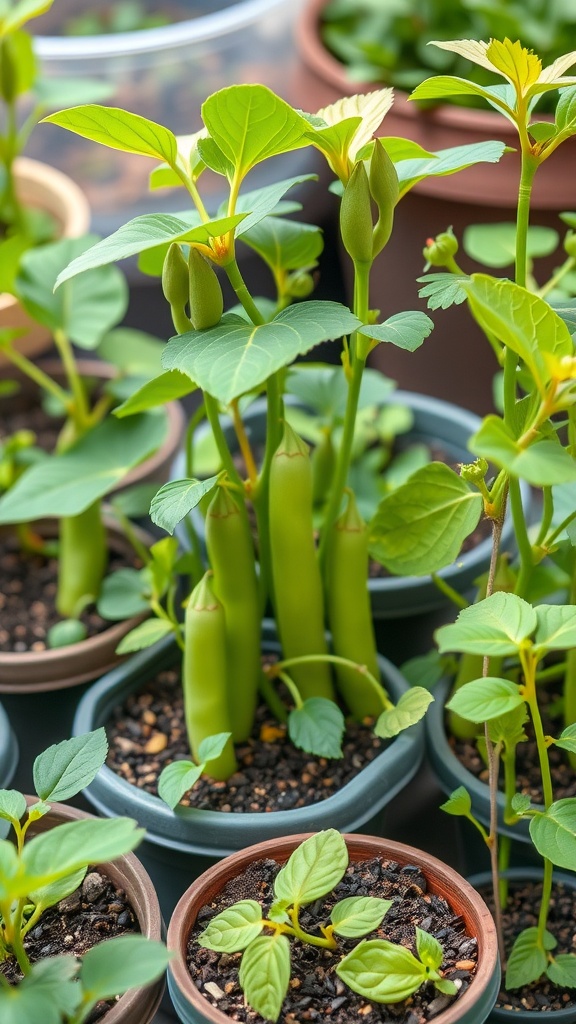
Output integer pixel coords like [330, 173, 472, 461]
[106, 666, 386, 811]
[187, 856, 477, 1024]
[1, 869, 139, 1023]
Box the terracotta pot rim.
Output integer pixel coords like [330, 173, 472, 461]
[167, 831, 499, 1024]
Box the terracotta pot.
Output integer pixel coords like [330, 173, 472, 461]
[167, 832, 500, 1024]
[0, 157, 90, 366]
[23, 797, 165, 1024]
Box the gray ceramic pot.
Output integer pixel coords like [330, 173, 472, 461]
[0, 700, 18, 790]
[73, 621, 425, 920]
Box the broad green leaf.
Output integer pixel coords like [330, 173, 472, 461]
[288, 698, 344, 759]
[470, 417, 576, 486]
[396, 141, 507, 196]
[241, 217, 323, 272]
[416, 928, 443, 970]
[43, 105, 178, 165]
[529, 799, 576, 870]
[28, 868, 86, 915]
[447, 678, 525, 723]
[34, 76, 114, 110]
[534, 605, 576, 652]
[1, 0, 54, 32]
[232, 175, 318, 237]
[200, 901, 263, 952]
[150, 475, 220, 534]
[286, 364, 393, 422]
[369, 462, 482, 576]
[0, 789, 26, 826]
[97, 327, 165, 376]
[436, 593, 537, 656]
[555, 724, 576, 755]
[511, 793, 532, 816]
[97, 568, 149, 621]
[0, 413, 167, 523]
[417, 273, 469, 310]
[198, 732, 234, 764]
[16, 236, 128, 349]
[374, 687, 433, 739]
[505, 927, 556, 989]
[115, 370, 194, 417]
[305, 117, 363, 174]
[19, 818, 144, 896]
[110, 482, 160, 520]
[0, 956, 80, 1024]
[487, 704, 528, 748]
[116, 618, 173, 655]
[331, 896, 392, 938]
[33, 729, 107, 803]
[358, 310, 433, 352]
[201, 85, 309, 178]
[464, 223, 559, 268]
[274, 830, 348, 905]
[337, 939, 426, 1003]
[0, 29, 34, 97]
[80, 935, 171, 1001]
[547, 954, 576, 987]
[157, 761, 203, 810]
[555, 86, 576, 134]
[0, 840, 19, 898]
[239, 934, 291, 1023]
[400, 650, 445, 690]
[313, 90, 394, 160]
[162, 302, 361, 404]
[410, 76, 509, 109]
[440, 786, 472, 818]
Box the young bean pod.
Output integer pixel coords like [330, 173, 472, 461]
[205, 485, 261, 743]
[188, 247, 224, 329]
[182, 571, 237, 780]
[269, 422, 334, 702]
[57, 503, 106, 618]
[325, 490, 382, 719]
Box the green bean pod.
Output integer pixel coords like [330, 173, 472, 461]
[57, 503, 106, 618]
[269, 422, 334, 702]
[340, 161, 373, 265]
[311, 428, 336, 508]
[325, 490, 382, 719]
[188, 247, 224, 329]
[182, 571, 238, 780]
[205, 486, 261, 743]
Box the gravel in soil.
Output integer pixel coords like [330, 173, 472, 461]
[1, 869, 140, 1023]
[481, 879, 576, 1013]
[106, 667, 385, 811]
[187, 856, 477, 1024]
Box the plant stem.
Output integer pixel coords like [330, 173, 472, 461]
[430, 573, 469, 610]
[231, 399, 258, 484]
[225, 258, 266, 326]
[1, 346, 71, 409]
[269, 654, 391, 710]
[565, 571, 576, 768]
[204, 394, 242, 487]
[53, 328, 90, 436]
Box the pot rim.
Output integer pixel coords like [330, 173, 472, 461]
[167, 831, 499, 1024]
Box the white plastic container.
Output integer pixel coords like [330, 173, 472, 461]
[30, 0, 309, 234]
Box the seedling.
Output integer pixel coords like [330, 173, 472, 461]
[0, 729, 170, 1022]
[198, 829, 457, 1022]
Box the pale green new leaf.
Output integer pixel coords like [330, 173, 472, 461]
[416, 928, 443, 970]
[331, 896, 392, 938]
[375, 687, 433, 739]
[33, 728, 107, 802]
[116, 618, 174, 655]
[446, 678, 525, 723]
[530, 799, 576, 870]
[200, 901, 263, 952]
[198, 733, 232, 764]
[0, 789, 26, 826]
[274, 830, 348, 905]
[43, 105, 178, 165]
[80, 935, 171, 1001]
[369, 462, 482, 576]
[115, 370, 195, 417]
[97, 568, 149, 621]
[410, 75, 513, 112]
[440, 786, 472, 817]
[157, 760, 203, 810]
[358, 310, 433, 351]
[0, 956, 80, 1024]
[547, 954, 576, 987]
[505, 927, 556, 989]
[28, 868, 87, 916]
[436, 593, 537, 656]
[555, 724, 576, 755]
[313, 89, 394, 158]
[534, 605, 576, 653]
[396, 141, 506, 196]
[417, 273, 469, 310]
[288, 698, 344, 759]
[337, 939, 426, 1003]
[511, 793, 532, 816]
[239, 934, 291, 1023]
[1, 0, 54, 32]
[470, 417, 576, 485]
[0, 840, 19, 899]
[464, 223, 559, 269]
[150, 475, 220, 534]
[233, 175, 318, 237]
[241, 218, 323, 272]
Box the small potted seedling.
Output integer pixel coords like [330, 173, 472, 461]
[0, 728, 170, 1023]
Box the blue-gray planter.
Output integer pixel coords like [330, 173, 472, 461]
[0, 700, 17, 790]
[73, 621, 424, 920]
[172, 391, 525, 619]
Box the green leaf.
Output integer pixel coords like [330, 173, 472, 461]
[202, 85, 309, 178]
[97, 568, 149, 621]
[396, 141, 507, 195]
[446, 678, 525, 724]
[463, 223, 559, 268]
[511, 793, 532, 815]
[34, 75, 114, 110]
[470, 418, 576, 486]
[33, 728, 107, 803]
[436, 593, 538, 656]
[0, 29, 35, 97]
[274, 830, 348, 905]
[555, 724, 576, 755]
[0, 789, 26, 826]
[116, 618, 173, 655]
[288, 698, 344, 759]
[200, 901, 263, 953]
[417, 273, 469, 310]
[28, 868, 86, 915]
[337, 939, 426, 1003]
[374, 687, 433, 739]
[16, 236, 128, 349]
[198, 733, 233, 764]
[43, 105, 178, 165]
[80, 935, 171, 1001]
[410, 75, 510, 108]
[150, 475, 220, 534]
[547, 954, 576, 987]
[358, 311, 433, 352]
[157, 760, 203, 810]
[97, 327, 165, 376]
[505, 927, 556, 989]
[110, 483, 160, 520]
[534, 605, 576, 652]
[331, 896, 392, 938]
[400, 650, 445, 690]
[1, 0, 55, 33]
[0, 956, 81, 1024]
[555, 86, 576, 134]
[162, 302, 361, 404]
[115, 370, 194, 417]
[440, 786, 472, 818]
[487, 704, 528, 748]
[241, 217, 323, 272]
[0, 840, 19, 898]
[530, 799, 576, 870]
[239, 934, 291, 1023]
[416, 928, 443, 970]
[232, 176, 318, 238]
[369, 463, 482, 576]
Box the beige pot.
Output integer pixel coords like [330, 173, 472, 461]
[0, 157, 90, 366]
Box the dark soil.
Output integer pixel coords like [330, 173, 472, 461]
[0, 537, 140, 653]
[106, 666, 385, 811]
[1, 869, 140, 1023]
[481, 878, 576, 1013]
[187, 855, 478, 1024]
[0, 400, 64, 453]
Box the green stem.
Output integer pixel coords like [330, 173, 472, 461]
[430, 573, 469, 610]
[545, 509, 576, 549]
[1, 346, 71, 408]
[271, 654, 391, 711]
[184, 401, 207, 478]
[498, 834, 511, 907]
[224, 258, 266, 326]
[259, 669, 289, 723]
[204, 394, 243, 487]
[286, 907, 337, 949]
[536, 857, 554, 949]
[53, 328, 90, 435]
[515, 152, 538, 290]
[277, 670, 304, 710]
[538, 255, 576, 299]
[535, 661, 567, 684]
[565, 573, 576, 768]
[252, 372, 283, 614]
[535, 487, 553, 547]
[509, 477, 533, 598]
[10, 900, 31, 976]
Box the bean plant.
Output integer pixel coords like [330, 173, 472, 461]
[41, 74, 511, 795]
[0, 730, 170, 1022]
[197, 829, 457, 1022]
